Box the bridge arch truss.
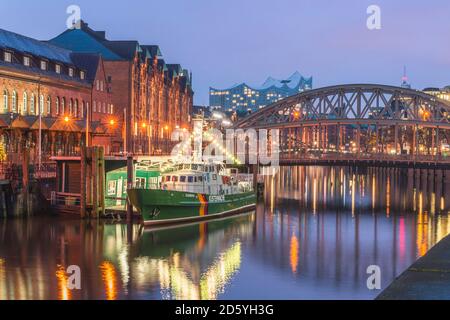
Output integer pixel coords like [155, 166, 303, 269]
[235, 84, 450, 165]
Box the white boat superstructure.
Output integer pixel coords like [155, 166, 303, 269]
[159, 163, 253, 195]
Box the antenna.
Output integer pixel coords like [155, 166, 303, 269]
[401, 66, 411, 89]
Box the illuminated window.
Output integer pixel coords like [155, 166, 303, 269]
[55, 64, 61, 74]
[55, 97, 59, 114]
[68, 68, 74, 77]
[4, 52, 11, 63]
[39, 95, 44, 115]
[30, 94, 35, 114]
[2, 89, 8, 113]
[80, 71, 85, 80]
[11, 90, 17, 112]
[61, 97, 65, 114]
[40, 60, 47, 71]
[47, 96, 51, 115]
[23, 56, 30, 67]
[22, 92, 27, 114]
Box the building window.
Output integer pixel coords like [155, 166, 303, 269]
[96, 80, 100, 91]
[23, 56, 30, 67]
[80, 71, 85, 80]
[39, 95, 44, 115]
[81, 101, 84, 118]
[110, 104, 114, 114]
[69, 99, 73, 115]
[103, 102, 106, 113]
[61, 98, 65, 114]
[100, 81, 104, 92]
[11, 90, 17, 112]
[68, 68, 74, 77]
[47, 96, 51, 115]
[30, 94, 35, 114]
[4, 52, 11, 63]
[55, 97, 59, 115]
[93, 101, 96, 112]
[3, 90, 8, 112]
[55, 64, 61, 74]
[74, 99, 78, 117]
[22, 92, 27, 115]
[40, 60, 47, 71]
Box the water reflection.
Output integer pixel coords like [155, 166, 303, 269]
[0, 166, 449, 299]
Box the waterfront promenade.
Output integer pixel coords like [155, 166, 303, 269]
[377, 234, 450, 300]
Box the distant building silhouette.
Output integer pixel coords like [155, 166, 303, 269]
[210, 71, 312, 113]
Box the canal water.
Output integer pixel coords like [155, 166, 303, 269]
[1, 166, 450, 300]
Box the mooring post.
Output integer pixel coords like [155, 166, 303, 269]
[126, 154, 133, 223]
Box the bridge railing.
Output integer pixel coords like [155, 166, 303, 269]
[278, 152, 450, 163]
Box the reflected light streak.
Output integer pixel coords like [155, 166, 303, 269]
[399, 217, 405, 260]
[100, 261, 118, 300]
[431, 193, 436, 215]
[290, 233, 299, 274]
[56, 265, 71, 300]
[0, 258, 5, 300]
[372, 174, 376, 210]
[351, 174, 356, 217]
[386, 178, 391, 217]
[155, 241, 242, 300]
[313, 177, 317, 214]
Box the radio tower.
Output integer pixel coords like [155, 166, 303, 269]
[401, 66, 411, 89]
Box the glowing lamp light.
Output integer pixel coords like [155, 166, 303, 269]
[109, 119, 115, 126]
[142, 123, 147, 128]
[164, 125, 169, 131]
[64, 116, 70, 123]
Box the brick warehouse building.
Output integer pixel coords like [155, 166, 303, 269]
[50, 21, 194, 155]
[0, 28, 114, 167]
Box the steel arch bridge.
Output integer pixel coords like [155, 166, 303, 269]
[235, 84, 450, 167]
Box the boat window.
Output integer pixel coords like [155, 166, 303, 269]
[198, 176, 203, 182]
[165, 176, 171, 182]
[188, 176, 194, 183]
[180, 176, 186, 183]
[172, 176, 178, 182]
[107, 181, 116, 195]
[135, 177, 146, 188]
[212, 174, 217, 180]
[192, 164, 198, 171]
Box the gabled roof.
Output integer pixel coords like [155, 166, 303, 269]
[167, 64, 182, 77]
[102, 40, 140, 60]
[141, 45, 162, 58]
[0, 28, 73, 64]
[70, 53, 101, 83]
[49, 27, 123, 61]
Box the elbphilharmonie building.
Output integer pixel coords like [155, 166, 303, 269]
[209, 71, 312, 113]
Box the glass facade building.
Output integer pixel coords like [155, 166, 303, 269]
[209, 71, 312, 113]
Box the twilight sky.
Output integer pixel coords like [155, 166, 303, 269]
[2, 0, 450, 105]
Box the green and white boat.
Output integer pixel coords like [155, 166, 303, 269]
[127, 162, 256, 226]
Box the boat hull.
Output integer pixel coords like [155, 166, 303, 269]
[127, 188, 256, 226]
